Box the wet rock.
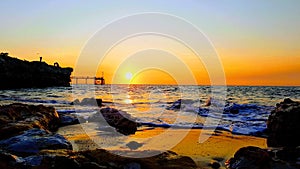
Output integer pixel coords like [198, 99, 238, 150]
[0, 103, 60, 140]
[1, 148, 198, 169]
[208, 160, 221, 169]
[225, 146, 271, 169]
[59, 113, 79, 126]
[124, 162, 141, 169]
[81, 149, 197, 169]
[89, 107, 139, 135]
[267, 147, 300, 168]
[226, 146, 300, 169]
[166, 99, 195, 110]
[81, 162, 107, 169]
[267, 98, 300, 147]
[76, 98, 103, 107]
[71, 99, 80, 105]
[205, 97, 212, 106]
[0, 151, 22, 169]
[0, 128, 72, 156]
[227, 99, 300, 169]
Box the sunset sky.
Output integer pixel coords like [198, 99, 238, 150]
[1, 0, 300, 86]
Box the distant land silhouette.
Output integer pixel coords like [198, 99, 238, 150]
[0, 52, 73, 89]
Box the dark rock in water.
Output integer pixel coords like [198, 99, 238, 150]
[0, 103, 60, 140]
[205, 97, 212, 106]
[89, 107, 139, 135]
[72, 98, 103, 107]
[267, 98, 300, 147]
[0, 53, 73, 89]
[0, 129, 72, 156]
[166, 99, 195, 110]
[59, 113, 79, 126]
[225, 146, 271, 169]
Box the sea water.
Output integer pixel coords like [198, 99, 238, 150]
[1, 85, 300, 136]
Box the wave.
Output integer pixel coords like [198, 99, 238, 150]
[0, 94, 275, 137]
[0, 96, 72, 105]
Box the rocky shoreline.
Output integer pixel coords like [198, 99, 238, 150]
[226, 98, 300, 169]
[0, 103, 197, 169]
[0, 98, 300, 168]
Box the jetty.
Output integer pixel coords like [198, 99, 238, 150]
[71, 76, 105, 85]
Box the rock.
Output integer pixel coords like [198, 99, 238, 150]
[1, 148, 198, 169]
[0, 102, 197, 169]
[89, 107, 139, 135]
[226, 146, 300, 169]
[166, 99, 195, 110]
[124, 162, 141, 169]
[227, 99, 300, 169]
[81, 149, 198, 169]
[0, 129, 72, 156]
[0, 52, 73, 89]
[208, 160, 221, 169]
[59, 113, 79, 126]
[76, 98, 103, 107]
[0, 103, 60, 140]
[267, 98, 300, 147]
[81, 162, 107, 169]
[225, 146, 271, 169]
[21, 155, 44, 167]
[0, 151, 22, 169]
[205, 97, 212, 106]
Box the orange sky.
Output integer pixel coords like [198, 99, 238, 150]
[1, 1, 300, 86]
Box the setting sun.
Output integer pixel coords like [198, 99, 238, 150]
[125, 72, 133, 80]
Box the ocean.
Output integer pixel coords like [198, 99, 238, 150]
[1, 85, 300, 136]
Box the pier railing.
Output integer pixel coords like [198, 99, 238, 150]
[70, 76, 105, 85]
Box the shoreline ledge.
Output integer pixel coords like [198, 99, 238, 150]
[0, 52, 73, 89]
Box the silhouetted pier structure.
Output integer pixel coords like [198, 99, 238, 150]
[71, 76, 105, 85]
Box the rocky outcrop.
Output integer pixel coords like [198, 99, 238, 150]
[0, 52, 73, 89]
[226, 98, 300, 169]
[88, 107, 140, 135]
[266, 98, 300, 147]
[225, 146, 271, 169]
[0, 129, 72, 156]
[225, 146, 300, 169]
[0, 103, 60, 140]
